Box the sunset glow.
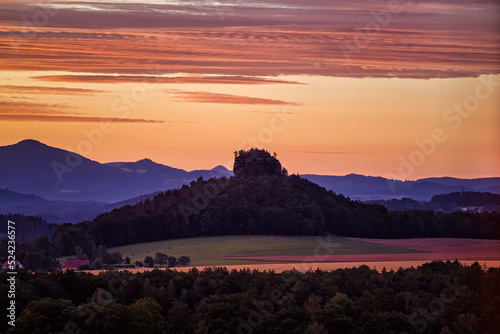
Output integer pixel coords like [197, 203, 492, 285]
[0, 0, 499, 179]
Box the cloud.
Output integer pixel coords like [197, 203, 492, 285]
[291, 150, 392, 156]
[0, 101, 77, 115]
[248, 110, 296, 115]
[169, 91, 301, 106]
[0, 101, 163, 123]
[0, 0, 498, 79]
[0, 85, 105, 95]
[0, 115, 163, 123]
[33, 75, 302, 85]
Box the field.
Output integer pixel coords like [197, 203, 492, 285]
[100, 235, 418, 266]
[61, 235, 500, 273]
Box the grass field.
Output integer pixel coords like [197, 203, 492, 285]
[92, 235, 419, 266]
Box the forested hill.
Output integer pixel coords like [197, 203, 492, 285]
[431, 191, 500, 209]
[50, 149, 500, 253]
[364, 191, 500, 213]
[87, 174, 373, 247]
[0, 214, 58, 244]
[52, 176, 499, 254]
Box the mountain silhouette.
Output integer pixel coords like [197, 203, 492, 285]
[302, 174, 500, 201]
[0, 140, 231, 202]
[0, 140, 498, 206]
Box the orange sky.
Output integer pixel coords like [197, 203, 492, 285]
[0, 0, 499, 179]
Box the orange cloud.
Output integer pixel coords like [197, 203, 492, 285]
[0, 101, 163, 123]
[170, 91, 301, 106]
[0, 85, 105, 95]
[33, 75, 301, 85]
[0, 115, 163, 123]
[0, 101, 77, 115]
[290, 150, 391, 156]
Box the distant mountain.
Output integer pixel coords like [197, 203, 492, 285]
[105, 158, 187, 178]
[106, 159, 233, 180]
[0, 188, 166, 224]
[430, 191, 500, 212]
[302, 174, 500, 201]
[0, 139, 147, 202]
[0, 140, 232, 203]
[363, 197, 435, 212]
[365, 191, 500, 213]
[0, 139, 497, 213]
[211, 165, 234, 177]
[0, 188, 49, 207]
[188, 165, 233, 179]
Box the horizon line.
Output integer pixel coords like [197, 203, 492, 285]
[2, 139, 499, 182]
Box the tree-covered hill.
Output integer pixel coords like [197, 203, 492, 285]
[0, 213, 58, 244]
[49, 149, 500, 255]
[431, 191, 500, 211]
[365, 191, 500, 213]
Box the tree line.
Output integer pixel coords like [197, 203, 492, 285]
[431, 191, 500, 211]
[1, 261, 498, 333]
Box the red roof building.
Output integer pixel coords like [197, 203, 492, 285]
[2, 261, 23, 270]
[62, 259, 89, 271]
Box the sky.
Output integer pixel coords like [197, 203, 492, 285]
[0, 0, 499, 179]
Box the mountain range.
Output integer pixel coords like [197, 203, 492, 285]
[365, 191, 500, 213]
[0, 188, 163, 224]
[1, 139, 499, 224]
[303, 174, 500, 201]
[0, 139, 232, 203]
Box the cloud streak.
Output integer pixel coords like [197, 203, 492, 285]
[0, 115, 164, 123]
[33, 75, 301, 85]
[0, 101, 163, 123]
[0, 85, 105, 95]
[291, 150, 392, 156]
[170, 91, 301, 106]
[0, 101, 77, 115]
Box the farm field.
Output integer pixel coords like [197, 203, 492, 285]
[346, 237, 500, 258]
[63, 235, 500, 272]
[70, 236, 500, 274]
[94, 235, 418, 266]
[223, 237, 500, 265]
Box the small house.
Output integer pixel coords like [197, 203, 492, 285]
[2, 261, 23, 270]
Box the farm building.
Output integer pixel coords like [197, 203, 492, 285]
[2, 261, 23, 270]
